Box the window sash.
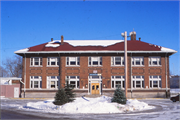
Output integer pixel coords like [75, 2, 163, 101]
[132, 57, 144, 66]
[132, 76, 144, 88]
[30, 57, 42, 66]
[47, 57, 59, 66]
[89, 57, 102, 66]
[30, 76, 42, 89]
[149, 76, 161, 88]
[47, 76, 59, 89]
[66, 57, 80, 66]
[111, 76, 125, 88]
[111, 57, 124, 66]
[66, 76, 80, 89]
[149, 57, 161, 66]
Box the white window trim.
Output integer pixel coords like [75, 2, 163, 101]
[66, 57, 80, 66]
[88, 57, 102, 66]
[132, 57, 144, 66]
[111, 56, 124, 66]
[89, 75, 102, 80]
[149, 56, 161, 66]
[46, 76, 59, 89]
[47, 57, 59, 67]
[149, 76, 161, 88]
[30, 76, 42, 89]
[30, 57, 42, 67]
[111, 76, 125, 89]
[66, 76, 80, 89]
[132, 76, 144, 89]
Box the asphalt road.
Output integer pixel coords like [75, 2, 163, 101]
[1, 109, 49, 119]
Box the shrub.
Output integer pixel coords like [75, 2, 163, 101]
[111, 86, 126, 104]
[64, 80, 75, 102]
[53, 88, 68, 105]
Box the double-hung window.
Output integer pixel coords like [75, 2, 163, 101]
[149, 57, 161, 66]
[30, 76, 42, 89]
[89, 57, 102, 66]
[47, 76, 59, 89]
[111, 57, 124, 66]
[30, 57, 42, 66]
[111, 76, 125, 89]
[132, 57, 144, 66]
[132, 76, 144, 88]
[47, 57, 59, 66]
[66, 57, 80, 66]
[66, 76, 79, 89]
[149, 76, 161, 88]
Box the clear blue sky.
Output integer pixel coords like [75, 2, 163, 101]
[1, 1, 179, 75]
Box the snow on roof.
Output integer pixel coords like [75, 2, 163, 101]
[161, 47, 177, 53]
[14, 48, 29, 53]
[63, 40, 123, 46]
[45, 40, 60, 48]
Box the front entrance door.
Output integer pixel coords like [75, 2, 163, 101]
[91, 83, 99, 95]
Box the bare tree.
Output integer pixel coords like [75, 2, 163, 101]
[3, 55, 23, 77]
[0, 65, 9, 77]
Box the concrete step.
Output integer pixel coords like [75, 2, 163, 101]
[84, 95, 102, 98]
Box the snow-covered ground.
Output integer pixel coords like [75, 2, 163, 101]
[1, 97, 180, 120]
[18, 96, 154, 114]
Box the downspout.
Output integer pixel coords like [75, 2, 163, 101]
[24, 53, 26, 98]
[165, 53, 168, 97]
[58, 53, 61, 89]
[131, 53, 132, 98]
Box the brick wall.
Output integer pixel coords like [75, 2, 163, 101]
[22, 53, 170, 91]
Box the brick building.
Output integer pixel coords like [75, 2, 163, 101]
[15, 31, 177, 98]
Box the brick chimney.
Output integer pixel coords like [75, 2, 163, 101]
[51, 38, 53, 41]
[130, 31, 136, 40]
[61, 35, 64, 45]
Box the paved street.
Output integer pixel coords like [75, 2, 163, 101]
[1, 98, 180, 120]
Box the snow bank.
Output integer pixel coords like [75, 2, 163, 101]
[21, 96, 154, 114]
[0, 96, 8, 99]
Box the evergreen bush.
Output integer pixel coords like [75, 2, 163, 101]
[64, 80, 75, 102]
[111, 86, 127, 104]
[53, 88, 68, 105]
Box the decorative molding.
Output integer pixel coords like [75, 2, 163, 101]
[132, 68, 144, 74]
[111, 68, 124, 74]
[66, 68, 80, 74]
[149, 68, 162, 74]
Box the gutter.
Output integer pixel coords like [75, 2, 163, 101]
[14, 50, 177, 54]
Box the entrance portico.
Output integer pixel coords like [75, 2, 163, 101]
[88, 75, 102, 95]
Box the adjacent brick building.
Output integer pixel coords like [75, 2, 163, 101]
[15, 31, 177, 98]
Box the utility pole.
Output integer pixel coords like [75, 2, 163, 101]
[124, 31, 128, 98]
